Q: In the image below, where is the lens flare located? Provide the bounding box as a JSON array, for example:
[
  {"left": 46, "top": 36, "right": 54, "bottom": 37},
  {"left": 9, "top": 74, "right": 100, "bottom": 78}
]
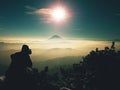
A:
[{"left": 51, "top": 7, "right": 66, "bottom": 22}]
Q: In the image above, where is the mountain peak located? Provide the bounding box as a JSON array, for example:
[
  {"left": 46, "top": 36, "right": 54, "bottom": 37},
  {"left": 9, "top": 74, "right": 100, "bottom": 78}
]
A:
[{"left": 49, "top": 35, "right": 63, "bottom": 40}]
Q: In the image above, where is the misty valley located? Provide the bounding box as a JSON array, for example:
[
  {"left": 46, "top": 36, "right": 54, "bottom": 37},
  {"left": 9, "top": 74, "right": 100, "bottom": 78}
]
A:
[{"left": 0, "top": 40, "right": 120, "bottom": 75}]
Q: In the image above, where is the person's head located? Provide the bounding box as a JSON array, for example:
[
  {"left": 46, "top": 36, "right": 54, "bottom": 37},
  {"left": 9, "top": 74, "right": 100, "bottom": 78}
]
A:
[{"left": 21, "top": 45, "right": 32, "bottom": 54}]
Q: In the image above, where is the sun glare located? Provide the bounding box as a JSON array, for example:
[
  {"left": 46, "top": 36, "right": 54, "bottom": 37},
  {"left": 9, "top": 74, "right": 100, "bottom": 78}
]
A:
[{"left": 51, "top": 7, "right": 66, "bottom": 22}]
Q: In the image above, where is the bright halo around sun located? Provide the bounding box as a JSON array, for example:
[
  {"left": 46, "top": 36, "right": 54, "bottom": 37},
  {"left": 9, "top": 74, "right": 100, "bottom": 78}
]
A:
[{"left": 51, "top": 7, "right": 66, "bottom": 22}]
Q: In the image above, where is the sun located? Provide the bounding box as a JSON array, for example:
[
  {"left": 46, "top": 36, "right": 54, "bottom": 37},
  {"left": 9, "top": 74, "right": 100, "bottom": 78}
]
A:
[{"left": 51, "top": 7, "right": 66, "bottom": 22}]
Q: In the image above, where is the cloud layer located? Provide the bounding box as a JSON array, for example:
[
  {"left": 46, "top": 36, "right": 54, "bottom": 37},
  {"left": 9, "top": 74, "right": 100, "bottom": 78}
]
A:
[{"left": 25, "top": 5, "right": 53, "bottom": 23}]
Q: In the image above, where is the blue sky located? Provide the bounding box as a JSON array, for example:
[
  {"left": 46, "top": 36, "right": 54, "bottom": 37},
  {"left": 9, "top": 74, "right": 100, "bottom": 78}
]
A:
[{"left": 0, "top": 0, "right": 120, "bottom": 41}]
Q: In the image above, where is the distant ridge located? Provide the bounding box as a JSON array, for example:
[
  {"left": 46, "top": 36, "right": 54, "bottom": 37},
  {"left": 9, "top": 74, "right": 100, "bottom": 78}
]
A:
[
  {"left": 48, "top": 35, "right": 63, "bottom": 40},
  {"left": 0, "top": 42, "right": 5, "bottom": 44}
]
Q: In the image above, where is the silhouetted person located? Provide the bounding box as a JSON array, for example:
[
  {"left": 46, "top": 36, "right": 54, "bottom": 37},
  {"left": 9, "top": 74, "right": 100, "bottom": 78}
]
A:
[
  {"left": 6, "top": 45, "right": 32, "bottom": 77},
  {"left": 10, "top": 45, "right": 32, "bottom": 69},
  {"left": 5, "top": 45, "right": 33, "bottom": 90}
]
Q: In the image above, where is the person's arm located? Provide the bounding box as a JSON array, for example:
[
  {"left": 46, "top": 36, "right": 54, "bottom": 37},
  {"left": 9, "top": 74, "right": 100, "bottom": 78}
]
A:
[{"left": 27, "top": 55, "right": 32, "bottom": 68}]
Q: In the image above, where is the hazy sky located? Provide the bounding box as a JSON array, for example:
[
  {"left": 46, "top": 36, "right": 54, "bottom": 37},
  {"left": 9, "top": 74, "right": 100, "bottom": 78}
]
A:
[{"left": 0, "top": 0, "right": 120, "bottom": 40}]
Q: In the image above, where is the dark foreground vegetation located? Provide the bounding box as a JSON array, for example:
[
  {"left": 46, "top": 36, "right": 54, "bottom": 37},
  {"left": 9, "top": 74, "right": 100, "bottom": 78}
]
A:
[{"left": 0, "top": 42, "right": 120, "bottom": 90}]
